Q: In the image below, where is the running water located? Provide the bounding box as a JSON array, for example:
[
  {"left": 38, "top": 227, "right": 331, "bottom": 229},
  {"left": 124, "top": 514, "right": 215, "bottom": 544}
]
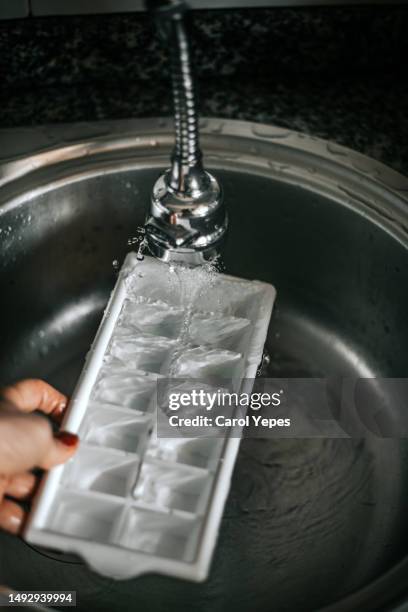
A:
[
  {"left": 166, "top": 259, "right": 221, "bottom": 376},
  {"left": 132, "top": 226, "right": 222, "bottom": 345},
  {"left": 170, "top": 260, "right": 220, "bottom": 338},
  {"left": 135, "top": 227, "right": 147, "bottom": 261},
  {"left": 124, "top": 232, "right": 270, "bottom": 381},
  {"left": 123, "top": 231, "right": 248, "bottom": 381},
  {"left": 123, "top": 233, "right": 266, "bottom": 383}
]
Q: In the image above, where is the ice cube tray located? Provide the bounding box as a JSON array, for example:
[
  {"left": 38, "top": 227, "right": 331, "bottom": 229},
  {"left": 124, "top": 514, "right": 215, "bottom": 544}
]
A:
[{"left": 24, "top": 254, "right": 276, "bottom": 581}]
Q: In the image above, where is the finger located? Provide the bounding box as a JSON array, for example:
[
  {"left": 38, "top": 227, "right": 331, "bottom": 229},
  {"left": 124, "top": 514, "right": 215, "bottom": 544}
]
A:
[
  {"left": 40, "top": 431, "right": 79, "bottom": 470},
  {"left": 4, "top": 473, "right": 37, "bottom": 500},
  {"left": 50, "top": 402, "right": 67, "bottom": 425},
  {"left": 0, "top": 498, "right": 24, "bottom": 534},
  {"left": 0, "top": 475, "right": 7, "bottom": 498},
  {"left": 0, "top": 412, "right": 79, "bottom": 475},
  {"left": 0, "top": 379, "right": 67, "bottom": 417}
]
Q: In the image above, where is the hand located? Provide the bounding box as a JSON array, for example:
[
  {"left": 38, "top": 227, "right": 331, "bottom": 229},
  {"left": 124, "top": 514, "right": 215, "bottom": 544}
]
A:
[{"left": 0, "top": 379, "right": 79, "bottom": 535}]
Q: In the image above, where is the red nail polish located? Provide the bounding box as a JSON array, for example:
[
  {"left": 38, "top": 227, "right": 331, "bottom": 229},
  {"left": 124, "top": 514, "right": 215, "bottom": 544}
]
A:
[{"left": 55, "top": 431, "right": 79, "bottom": 447}]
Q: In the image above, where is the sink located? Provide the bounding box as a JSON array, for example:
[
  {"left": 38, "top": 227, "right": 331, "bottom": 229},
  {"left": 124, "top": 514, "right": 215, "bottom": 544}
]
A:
[{"left": 1, "top": 118, "right": 408, "bottom": 611}]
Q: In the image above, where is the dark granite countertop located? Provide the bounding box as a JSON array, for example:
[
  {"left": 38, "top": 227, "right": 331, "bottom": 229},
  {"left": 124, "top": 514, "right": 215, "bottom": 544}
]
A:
[{"left": 1, "top": 6, "right": 407, "bottom": 174}]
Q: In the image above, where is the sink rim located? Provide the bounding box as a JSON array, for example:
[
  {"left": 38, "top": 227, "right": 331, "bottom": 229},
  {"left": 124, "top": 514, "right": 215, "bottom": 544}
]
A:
[
  {"left": 1, "top": 117, "right": 408, "bottom": 254},
  {"left": 1, "top": 117, "right": 408, "bottom": 611}
]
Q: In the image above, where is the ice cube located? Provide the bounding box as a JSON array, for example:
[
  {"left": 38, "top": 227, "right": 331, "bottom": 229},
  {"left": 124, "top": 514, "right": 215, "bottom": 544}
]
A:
[
  {"left": 93, "top": 369, "right": 157, "bottom": 413},
  {"left": 108, "top": 335, "right": 176, "bottom": 375},
  {"left": 189, "top": 313, "right": 250, "bottom": 351},
  {"left": 120, "top": 298, "right": 183, "bottom": 339},
  {"left": 172, "top": 347, "right": 242, "bottom": 379}
]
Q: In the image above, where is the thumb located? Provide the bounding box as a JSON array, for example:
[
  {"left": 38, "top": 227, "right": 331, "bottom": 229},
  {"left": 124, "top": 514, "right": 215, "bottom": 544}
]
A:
[
  {"left": 0, "top": 409, "right": 79, "bottom": 475},
  {"left": 40, "top": 431, "right": 79, "bottom": 470}
]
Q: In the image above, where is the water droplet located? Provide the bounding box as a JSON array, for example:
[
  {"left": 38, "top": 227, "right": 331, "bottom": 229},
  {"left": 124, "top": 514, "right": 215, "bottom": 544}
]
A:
[
  {"left": 209, "top": 121, "right": 224, "bottom": 134},
  {"left": 267, "top": 160, "right": 291, "bottom": 173},
  {"left": 127, "top": 236, "right": 139, "bottom": 246},
  {"left": 251, "top": 125, "right": 291, "bottom": 140},
  {"left": 218, "top": 152, "right": 241, "bottom": 161},
  {"left": 351, "top": 159, "right": 381, "bottom": 177},
  {"left": 327, "top": 142, "right": 348, "bottom": 157}
]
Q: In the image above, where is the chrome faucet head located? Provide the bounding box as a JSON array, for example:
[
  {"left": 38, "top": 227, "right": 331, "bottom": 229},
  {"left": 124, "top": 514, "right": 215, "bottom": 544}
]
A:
[{"left": 145, "top": 164, "right": 228, "bottom": 266}]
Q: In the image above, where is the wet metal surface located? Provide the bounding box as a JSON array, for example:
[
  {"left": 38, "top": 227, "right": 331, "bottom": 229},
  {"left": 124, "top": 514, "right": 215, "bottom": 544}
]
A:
[{"left": 0, "top": 119, "right": 408, "bottom": 611}]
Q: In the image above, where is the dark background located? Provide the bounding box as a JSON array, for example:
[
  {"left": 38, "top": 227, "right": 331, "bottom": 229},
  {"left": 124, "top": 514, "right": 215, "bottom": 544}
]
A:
[{"left": 1, "top": 5, "right": 408, "bottom": 173}]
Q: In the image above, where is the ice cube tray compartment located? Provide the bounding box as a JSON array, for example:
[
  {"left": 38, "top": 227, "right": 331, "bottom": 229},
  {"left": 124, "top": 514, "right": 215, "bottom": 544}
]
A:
[
  {"left": 48, "top": 492, "right": 123, "bottom": 544},
  {"left": 188, "top": 312, "right": 251, "bottom": 352},
  {"left": 133, "top": 459, "right": 213, "bottom": 515},
  {"left": 80, "top": 405, "right": 152, "bottom": 454},
  {"left": 146, "top": 437, "right": 224, "bottom": 471},
  {"left": 116, "top": 507, "right": 201, "bottom": 563},
  {"left": 92, "top": 368, "right": 157, "bottom": 413},
  {"left": 108, "top": 335, "right": 176, "bottom": 375},
  {"left": 188, "top": 278, "right": 266, "bottom": 320},
  {"left": 120, "top": 297, "right": 184, "bottom": 339},
  {"left": 62, "top": 446, "right": 140, "bottom": 498},
  {"left": 124, "top": 257, "right": 183, "bottom": 306},
  {"left": 25, "top": 254, "right": 276, "bottom": 582},
  {"left": 172, "top": 347, "right": 243, "bottom": 379}
]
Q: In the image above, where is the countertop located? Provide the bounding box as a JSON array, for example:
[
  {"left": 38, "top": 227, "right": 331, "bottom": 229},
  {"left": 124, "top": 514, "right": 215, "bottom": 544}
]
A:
[{"left": 1, "top": 5, "right": 407, "bottom": 174}]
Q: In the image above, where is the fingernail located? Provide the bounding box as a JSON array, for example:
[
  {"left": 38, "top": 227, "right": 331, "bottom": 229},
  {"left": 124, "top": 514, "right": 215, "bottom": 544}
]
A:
[
  {"left": 6, "top": 513, "right": 23, "bottom": 534},
  {"left": 55, "top": 401, "right": 67, "bottom": 414},
  {"left": 54, "top": 431, "right": 79, "bottom": 447}
]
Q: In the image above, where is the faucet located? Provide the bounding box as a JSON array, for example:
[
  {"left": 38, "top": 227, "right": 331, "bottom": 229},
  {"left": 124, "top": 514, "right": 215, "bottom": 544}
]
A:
[{"left": 144, "top": 0, "right": 228, "bottom": 266}]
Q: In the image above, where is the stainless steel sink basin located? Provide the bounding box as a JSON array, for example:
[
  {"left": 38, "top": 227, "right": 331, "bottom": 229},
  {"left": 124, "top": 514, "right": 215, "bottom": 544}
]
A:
[{"left": 1, "top": 118, "right": 408, "bottom": 611}]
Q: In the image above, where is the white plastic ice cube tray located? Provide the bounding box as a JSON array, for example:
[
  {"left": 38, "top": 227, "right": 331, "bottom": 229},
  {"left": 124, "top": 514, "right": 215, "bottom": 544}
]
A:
[{"left": 25, "top": 254, "right": 276, "bottom": 581}]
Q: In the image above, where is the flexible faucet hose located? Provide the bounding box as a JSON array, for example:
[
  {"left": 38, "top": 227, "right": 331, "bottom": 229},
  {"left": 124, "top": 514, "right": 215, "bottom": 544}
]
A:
[
  {"left": 147, "top": 1, "right": 203, "bottom": 192},
  {"left": 169, "top": 12, "right": 201, "bottom": 169}
]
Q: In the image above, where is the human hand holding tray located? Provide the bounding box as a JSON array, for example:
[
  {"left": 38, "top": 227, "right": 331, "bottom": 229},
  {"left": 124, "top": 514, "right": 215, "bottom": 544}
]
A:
[{"left": 24, "top": 254, "right": 276, "bottom": 581}]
